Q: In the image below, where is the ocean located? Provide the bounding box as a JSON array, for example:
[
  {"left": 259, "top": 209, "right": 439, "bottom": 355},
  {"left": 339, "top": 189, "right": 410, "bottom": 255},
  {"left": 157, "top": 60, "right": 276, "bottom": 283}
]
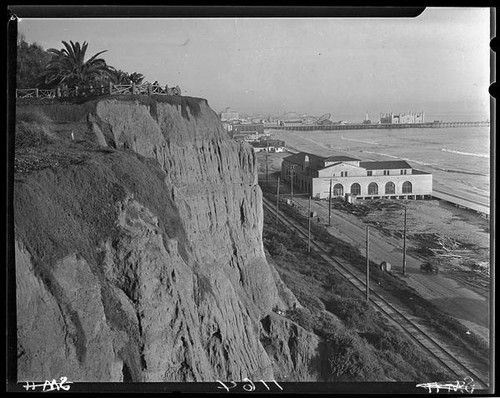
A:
[{"left": 270, "top": 126, "right": 491, "bottom": 206}]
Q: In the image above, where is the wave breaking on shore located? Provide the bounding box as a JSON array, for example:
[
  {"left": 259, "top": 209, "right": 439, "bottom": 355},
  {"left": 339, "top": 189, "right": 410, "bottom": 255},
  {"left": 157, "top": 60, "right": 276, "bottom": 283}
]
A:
[{"left": 441, "top": 148, "right": 489, "bottom": 158}]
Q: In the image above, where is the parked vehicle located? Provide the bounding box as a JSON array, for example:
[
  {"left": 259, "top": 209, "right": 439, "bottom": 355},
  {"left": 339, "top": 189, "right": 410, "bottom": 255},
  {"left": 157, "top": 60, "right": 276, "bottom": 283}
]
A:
[
  {"left": 380, "top": 261, "right": 392, "bottom": 272},
  {"left": 420, "top": 262, "right": 439, "bottom": 274}
]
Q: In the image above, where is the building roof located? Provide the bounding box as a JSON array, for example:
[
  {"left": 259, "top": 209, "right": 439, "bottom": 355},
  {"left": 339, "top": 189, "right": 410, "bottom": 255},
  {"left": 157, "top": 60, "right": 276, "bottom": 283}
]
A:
[
  {"left": 283, "top": 151, "right": 316, "bottom": 162},
  {"left": 284, "top": 152, "right": 359, "bottom": 164},
  {"left": 359, "top": 160, "right": 412, "bottom": 170},
  {"left": 324, "top": 155, "right": 360, "bottom": 162},
  {"left": 284, "top": 152, "right": 414, "bottom": 171}
]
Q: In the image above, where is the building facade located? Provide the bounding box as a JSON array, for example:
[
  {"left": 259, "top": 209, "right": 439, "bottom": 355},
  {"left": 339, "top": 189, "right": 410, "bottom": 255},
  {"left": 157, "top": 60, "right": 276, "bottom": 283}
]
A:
[
  {"left": 220, "top": 107, "right": 240, "bottom": 122},
  {"left": 380, "top": 111, "right": 425, "bottom": 124},
  {"left": 281, "top": 152, "right": 432, "bottom": 200},
  {"left": 232, "top": 123, "right": 264, "bottom": 135}
]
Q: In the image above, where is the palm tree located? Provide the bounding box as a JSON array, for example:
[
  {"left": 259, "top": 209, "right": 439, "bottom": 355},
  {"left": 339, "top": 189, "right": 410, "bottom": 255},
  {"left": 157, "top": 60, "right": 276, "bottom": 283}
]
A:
[
  {"left": 109, "top": 68, "right": 131, "bottom": 85},
  {"left": 40, "top": 40, "right": 113, "bottom": 88},
  {"left": 128, "top": 72, "right": 144, "bottom": 85}
]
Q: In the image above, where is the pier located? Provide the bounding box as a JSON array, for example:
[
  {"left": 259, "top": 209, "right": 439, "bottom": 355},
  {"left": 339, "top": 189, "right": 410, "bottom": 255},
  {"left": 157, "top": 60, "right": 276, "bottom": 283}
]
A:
[{"left": 265, "top": 121, "right": 490, "bottom": 131}]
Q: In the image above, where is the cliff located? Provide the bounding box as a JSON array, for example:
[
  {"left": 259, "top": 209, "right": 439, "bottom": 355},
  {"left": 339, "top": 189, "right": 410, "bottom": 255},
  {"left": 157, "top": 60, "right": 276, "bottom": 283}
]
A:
[{"left": 14, "top": 95, "right": 320, "bottom": 382}]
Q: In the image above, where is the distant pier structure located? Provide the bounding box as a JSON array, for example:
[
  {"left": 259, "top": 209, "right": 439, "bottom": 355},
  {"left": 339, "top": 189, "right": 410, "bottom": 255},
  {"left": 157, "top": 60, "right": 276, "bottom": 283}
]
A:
[
  {"left": 266, "top": 120, "right": 489, "bottom": 131},
  {"left": 380, "top": 111, "right": 425, "bottom": 124}
]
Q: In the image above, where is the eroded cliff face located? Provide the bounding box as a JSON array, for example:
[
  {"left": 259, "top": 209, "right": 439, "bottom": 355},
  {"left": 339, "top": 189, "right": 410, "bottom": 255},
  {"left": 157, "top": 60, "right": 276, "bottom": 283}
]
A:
[{"left": 15, "top": 96, "right": 319, "bottom": 382}]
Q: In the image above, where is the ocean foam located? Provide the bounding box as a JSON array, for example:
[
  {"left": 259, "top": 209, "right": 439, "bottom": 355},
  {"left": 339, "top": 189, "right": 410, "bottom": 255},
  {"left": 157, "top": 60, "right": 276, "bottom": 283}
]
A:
[{"left": 441, "top": 148, "right": 489, "bottom": 159}]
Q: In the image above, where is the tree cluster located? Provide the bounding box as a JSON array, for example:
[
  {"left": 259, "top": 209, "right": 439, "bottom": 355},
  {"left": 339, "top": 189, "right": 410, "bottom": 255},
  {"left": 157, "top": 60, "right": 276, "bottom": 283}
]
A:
[{"left": 16, "top": 38, "right": 146, "bottom": 89}]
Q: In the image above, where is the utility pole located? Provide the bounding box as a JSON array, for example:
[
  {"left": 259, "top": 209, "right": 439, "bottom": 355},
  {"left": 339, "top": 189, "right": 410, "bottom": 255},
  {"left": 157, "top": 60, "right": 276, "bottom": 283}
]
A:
[
  {"left": 275, "top": 177, "right": 280, "bottom": 226},
  {"left": 328, "top": 179, "right": 332, "bottom": 226},
  {"left": 290, "top": 165, "right": 295, "bottom": 202},
  {"left": 366, "top": 225, "right": 370, "bottom": 302},
  {"left": 402, "top": 206, "right": 407, "bottom": 276},
  {"left": 308, "top": 196, "right": 312, "bottom": 254},
  {"left": 265, "top": 135, "right": 269, "bottom": 186}
]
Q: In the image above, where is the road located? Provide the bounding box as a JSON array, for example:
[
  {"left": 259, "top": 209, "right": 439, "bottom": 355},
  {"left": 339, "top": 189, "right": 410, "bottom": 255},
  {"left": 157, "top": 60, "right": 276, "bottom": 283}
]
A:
[{"left": 287, "top": 194, "right": 490, "bottom": 339}]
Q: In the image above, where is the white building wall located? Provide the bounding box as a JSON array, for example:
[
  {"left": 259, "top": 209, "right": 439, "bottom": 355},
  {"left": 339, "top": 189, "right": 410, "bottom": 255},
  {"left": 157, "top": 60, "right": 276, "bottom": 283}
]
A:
[
  {"left": 367, "top": 168, "right": 412, "bottom": 176},
  {"left": 317, "top": 163, "right": 366, "bottom": 178},
  {"left": 311, "top": 174, "right": 432, "bottom": 199}
]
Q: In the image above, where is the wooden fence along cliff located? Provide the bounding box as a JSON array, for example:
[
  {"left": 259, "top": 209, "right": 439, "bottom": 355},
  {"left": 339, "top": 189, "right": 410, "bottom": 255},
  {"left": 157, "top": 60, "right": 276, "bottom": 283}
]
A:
[{"left": 15, "top": 82, "right": 182, "bottom": 99}]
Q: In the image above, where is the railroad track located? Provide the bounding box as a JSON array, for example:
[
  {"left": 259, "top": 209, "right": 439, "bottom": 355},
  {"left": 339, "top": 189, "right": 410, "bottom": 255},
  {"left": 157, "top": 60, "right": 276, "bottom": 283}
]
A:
[{"left": 262, "top": 196, "right": 490, "bottom": 390}]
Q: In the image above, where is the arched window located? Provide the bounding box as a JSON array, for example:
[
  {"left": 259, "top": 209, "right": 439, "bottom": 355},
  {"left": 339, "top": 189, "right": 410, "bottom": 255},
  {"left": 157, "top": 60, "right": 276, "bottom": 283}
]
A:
[
  {"left": 333, "top": 183, "right": 344, "bottom": 196},
  {"left": 368, "top": 182, "right": 378, "bottom": 195},
  {"left": 350, "top": 183, "right": 361, "bottom": 195},
  {"left": 402, "top": 181, "right": 412, "bottom": 194},
  {"left": 385, "top": 181, "right": 395, "bottom": 195}
]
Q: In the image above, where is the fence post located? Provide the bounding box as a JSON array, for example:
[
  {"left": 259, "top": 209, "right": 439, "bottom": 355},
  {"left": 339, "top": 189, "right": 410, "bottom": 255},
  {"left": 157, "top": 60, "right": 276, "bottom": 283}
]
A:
[
  {"left": 147, "top": 83, "right": 152, "bottom": 95},
  {"left": 109, "top": 82, "right": 113, "bottom": 95},
  {"left": 56, "top": 87, "right": 61, "bottom": 98},
  {"left": 75, "top": 86, "right": 79, "bottom": 96},
  {"left": 132, "top": 82, "right": 136, "bottom": 95},
  {"left": 35, "top": 88, "right": 39, "bottom": 98}
]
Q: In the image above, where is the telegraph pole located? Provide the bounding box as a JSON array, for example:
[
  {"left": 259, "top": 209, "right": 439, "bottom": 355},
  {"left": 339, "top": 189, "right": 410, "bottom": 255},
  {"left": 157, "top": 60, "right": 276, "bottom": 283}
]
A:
[
  {"left": 328, "top": 179, "right": 332, "bottom": 226},
  {"left": 265, "top": 135, "right": 269, "bottom": 186},
  {"left": 366, "top": 225, "right": 370, "bottom": 302},
  {"left": 308, "top": 196, "right": 312, "bottom": 254},
  {"left": 290, "top": 165, "right": 295, "bottom": 201},
  {"left": 276, "top": 177, "right": 280, "bottom": 227},
  {"left": 402, "top": 206, "right": 407, "bottom": 276}
]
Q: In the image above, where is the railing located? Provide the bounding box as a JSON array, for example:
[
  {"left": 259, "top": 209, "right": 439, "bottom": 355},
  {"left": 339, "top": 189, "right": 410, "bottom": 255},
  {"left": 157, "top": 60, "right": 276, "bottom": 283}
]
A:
[{"left": 16, "top": 82, "right": 182, "bottom": 99}]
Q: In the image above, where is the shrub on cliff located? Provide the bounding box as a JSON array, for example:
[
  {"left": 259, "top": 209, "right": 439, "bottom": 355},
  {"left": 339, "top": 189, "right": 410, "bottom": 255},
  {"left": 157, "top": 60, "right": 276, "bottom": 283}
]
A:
[
  {"left": 323, "top": 326, "right": 383, "bottom": 381},
  {"left": 15, "top": 109, "right": 57, "bottom": 149},
  {"left": 16, "top": 108, "right": 53, "bottom": 125},
  {"left": 324, "top": 293, "right": 379, "bottom": 331},
  {"left": 286, "top": 307, "right": 314, "bottom": 332}
]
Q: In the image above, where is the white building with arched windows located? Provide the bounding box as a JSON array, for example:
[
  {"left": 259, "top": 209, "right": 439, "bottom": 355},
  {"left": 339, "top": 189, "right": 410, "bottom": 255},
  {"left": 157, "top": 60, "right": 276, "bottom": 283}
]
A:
[{"left": 281, "top": 152, "right": 432, "bottom": 200}]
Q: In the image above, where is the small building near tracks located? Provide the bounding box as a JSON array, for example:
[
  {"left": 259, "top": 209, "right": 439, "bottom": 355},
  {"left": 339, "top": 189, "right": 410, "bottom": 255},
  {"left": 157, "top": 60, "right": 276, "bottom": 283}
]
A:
[{"left": 280, "top": 151, "right": 432, "bottom": 200}]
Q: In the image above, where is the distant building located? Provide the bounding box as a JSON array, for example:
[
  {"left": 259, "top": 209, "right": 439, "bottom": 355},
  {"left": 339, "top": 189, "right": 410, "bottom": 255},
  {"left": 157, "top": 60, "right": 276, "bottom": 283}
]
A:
[
  {"left": 220, "top": 107, "right": 240, "bottom": 121},
  {"left": 232, "top": 123, "right": 264, "bottom": 135},
  {"left": 362, "top": 111, "right": 372, "bottom": 124},
  {"left": 380, "top": 111, "right": 425, "bottom": 124},
  {"left": 277, "top": 111, "right": 304, "bottom": 127},
  {"left": 221, "top": 122, "right": 233, "bottom": 132},
  {"left": 281, "top": 152, "right": 432, "bottom": 200},
  {"left": 251, "top": 139, "right": 286, "bottom": 152},
  {"left": 279, "top": 120, "right": 303, "bottom": 127}
]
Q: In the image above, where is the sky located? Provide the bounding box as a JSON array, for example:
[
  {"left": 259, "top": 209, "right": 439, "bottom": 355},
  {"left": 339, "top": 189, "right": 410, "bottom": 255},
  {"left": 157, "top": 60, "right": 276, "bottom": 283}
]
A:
[{"left": 17, "top": 7, "right": 492, "bottom": 122}]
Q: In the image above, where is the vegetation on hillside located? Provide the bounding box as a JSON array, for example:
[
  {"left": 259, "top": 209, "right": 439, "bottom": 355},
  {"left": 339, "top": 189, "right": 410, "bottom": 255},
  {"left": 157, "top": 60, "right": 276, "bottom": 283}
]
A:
[
  {"left": 16, "top": 37, "right": 146, "bottom": 89},
  {"left": 262, "top": 208, "right": 451, "bottom": 381},
  {"left": 40, "top": 40, "right": 114, "bottom": 88},
  {"left": 16, "top": 36, "right": 54, "bottom": 89}
]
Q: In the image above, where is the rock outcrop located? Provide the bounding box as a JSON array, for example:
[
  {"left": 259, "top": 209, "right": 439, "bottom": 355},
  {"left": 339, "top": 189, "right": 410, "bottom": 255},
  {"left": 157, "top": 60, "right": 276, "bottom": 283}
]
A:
[{"left": 14, "top": 96, "right": 319, "bottom": 382}]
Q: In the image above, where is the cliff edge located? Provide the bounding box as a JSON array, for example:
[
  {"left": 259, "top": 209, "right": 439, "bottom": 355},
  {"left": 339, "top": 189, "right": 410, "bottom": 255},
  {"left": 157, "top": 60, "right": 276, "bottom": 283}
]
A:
[{"left": 14, "top": 95, "right": 319, "bottom": 382}]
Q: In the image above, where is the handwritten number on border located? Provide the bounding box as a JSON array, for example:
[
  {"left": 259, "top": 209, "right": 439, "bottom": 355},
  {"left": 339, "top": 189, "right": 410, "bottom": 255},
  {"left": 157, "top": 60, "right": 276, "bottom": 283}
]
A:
[
  {"left": 216, "top": 380, "right": 237, "bottom": 392},
  {"left": 242, "top": 378, "right": 255, "bottom": 392}
]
